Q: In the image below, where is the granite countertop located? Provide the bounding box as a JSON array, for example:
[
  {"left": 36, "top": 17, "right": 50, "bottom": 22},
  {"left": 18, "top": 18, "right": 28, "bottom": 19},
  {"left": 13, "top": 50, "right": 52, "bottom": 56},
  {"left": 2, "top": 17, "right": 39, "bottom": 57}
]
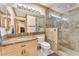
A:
[{"left": 2, "top": 36, "right": 36, "bottom": 46}]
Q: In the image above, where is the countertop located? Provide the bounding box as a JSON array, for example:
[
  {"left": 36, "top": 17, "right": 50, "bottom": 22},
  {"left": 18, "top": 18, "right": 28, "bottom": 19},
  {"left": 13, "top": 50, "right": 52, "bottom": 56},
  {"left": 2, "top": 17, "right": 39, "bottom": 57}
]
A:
[{"left": 2, "top": 36, "right": 36, "bottom": 46}]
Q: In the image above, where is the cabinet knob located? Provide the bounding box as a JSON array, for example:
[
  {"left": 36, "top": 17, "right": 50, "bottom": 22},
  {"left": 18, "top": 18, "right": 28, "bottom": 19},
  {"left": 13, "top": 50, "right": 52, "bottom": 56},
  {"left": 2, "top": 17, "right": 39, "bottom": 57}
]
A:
[
  {"left": 21, "top": 49, "right": 26, "bottom": 55},
  {"left": 21, "top": 45, "right": 26, "bottom": 47},
  {"left": 21, "top": 49, "right": 28, "bottom": 56}
]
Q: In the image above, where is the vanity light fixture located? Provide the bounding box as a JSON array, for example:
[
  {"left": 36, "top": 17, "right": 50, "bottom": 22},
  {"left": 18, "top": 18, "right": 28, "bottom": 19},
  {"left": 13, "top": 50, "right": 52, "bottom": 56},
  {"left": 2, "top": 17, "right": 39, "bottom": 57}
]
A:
[
  {"left": 51, "top": 14, "right": 68, "bottom": 21},
  {"left": 18, "top": 4, "right": 23, "bottom": 7},
  {"left": 16, "top": 4, "right": 41, "bottom": 15}
]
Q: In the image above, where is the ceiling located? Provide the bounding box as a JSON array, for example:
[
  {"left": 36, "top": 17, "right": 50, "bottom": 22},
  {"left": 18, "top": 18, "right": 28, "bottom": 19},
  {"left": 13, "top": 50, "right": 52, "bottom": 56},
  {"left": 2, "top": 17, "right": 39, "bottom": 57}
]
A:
[
  {"left": 1, "top": 3, "right": 79, "bottom": 17},
  {"left": 0, "top": 4, "right": 26, "bottom": 17},
  {"left": 0, "top": 4, "right": 10, "bottom": 15},
  {"left": 40, "top": 3, "right": 79, "bottom": 13}
]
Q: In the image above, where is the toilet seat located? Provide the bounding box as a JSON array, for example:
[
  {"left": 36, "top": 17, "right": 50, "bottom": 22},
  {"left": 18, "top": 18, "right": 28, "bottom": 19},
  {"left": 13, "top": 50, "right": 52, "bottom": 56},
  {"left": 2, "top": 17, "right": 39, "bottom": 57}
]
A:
[
  {"left": 41, "top": 42, "right": 50, "bottom": 46},
  {"left": 40, "top": 42, "right": 50, "bottom": 49}
]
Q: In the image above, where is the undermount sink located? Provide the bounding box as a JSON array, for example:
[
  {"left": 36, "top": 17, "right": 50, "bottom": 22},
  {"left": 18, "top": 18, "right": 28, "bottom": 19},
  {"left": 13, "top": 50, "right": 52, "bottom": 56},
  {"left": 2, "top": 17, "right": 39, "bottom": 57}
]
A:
[{"left": 16, "top": 36, "right": 34, "bottom": 40}]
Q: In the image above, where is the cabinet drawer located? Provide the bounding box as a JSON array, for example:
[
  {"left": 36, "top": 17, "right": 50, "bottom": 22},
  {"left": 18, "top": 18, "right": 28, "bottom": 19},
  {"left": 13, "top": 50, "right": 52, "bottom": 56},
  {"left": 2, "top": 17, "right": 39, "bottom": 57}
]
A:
[
  {"left": 22, "top": 40, "right": 37, "bottom": 46},
  {"left": 16, "top": 40, "right": 37, "bottom": 48}
]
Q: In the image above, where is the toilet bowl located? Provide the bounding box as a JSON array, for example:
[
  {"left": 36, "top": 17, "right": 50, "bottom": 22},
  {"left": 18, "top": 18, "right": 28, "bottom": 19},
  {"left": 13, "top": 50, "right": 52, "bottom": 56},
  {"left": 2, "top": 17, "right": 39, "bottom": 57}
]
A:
[
  {"left": 41, "top": 42, "right": 50, "bottom": 49},
  {"left": 36, "top": 35, "right": 52, "bottom": 55},
  {"left": 40, "top": 42, "right": 51, "bottom": 55}
]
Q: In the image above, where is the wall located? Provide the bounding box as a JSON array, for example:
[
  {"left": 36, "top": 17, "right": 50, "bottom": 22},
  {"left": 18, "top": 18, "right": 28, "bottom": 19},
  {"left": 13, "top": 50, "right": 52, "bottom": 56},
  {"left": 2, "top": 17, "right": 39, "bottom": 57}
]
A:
[{"left": 61, "top": 9, "right": 79, "bottom": 51}]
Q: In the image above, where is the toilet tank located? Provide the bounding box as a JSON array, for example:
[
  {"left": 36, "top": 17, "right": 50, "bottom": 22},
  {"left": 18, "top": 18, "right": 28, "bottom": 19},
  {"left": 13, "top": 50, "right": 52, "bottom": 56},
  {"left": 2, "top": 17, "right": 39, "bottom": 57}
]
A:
[{"left": 36, "top": 34, "right": 45, "bottom": 43}]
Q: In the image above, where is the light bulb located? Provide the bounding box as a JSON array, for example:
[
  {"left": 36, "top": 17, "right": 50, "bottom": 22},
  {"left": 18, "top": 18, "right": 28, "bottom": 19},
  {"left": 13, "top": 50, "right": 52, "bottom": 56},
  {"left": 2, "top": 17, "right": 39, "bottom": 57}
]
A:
[
  {"left": 62, "top": 18, "right": 68, "bottom": 21},
  {"left": 51, "top": 14, "right": 61, "bottom": 18},
  {"left": 18, "top": 4, "right": 22, "bottom": 6}
]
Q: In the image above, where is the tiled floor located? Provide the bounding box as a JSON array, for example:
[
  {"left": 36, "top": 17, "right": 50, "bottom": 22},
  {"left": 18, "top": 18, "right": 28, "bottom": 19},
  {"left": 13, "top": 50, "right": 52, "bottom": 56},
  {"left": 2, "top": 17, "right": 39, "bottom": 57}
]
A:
[
  {"left": 48, "top": 53, "right": 58, "bottom": 56},
  {"left": 37, "top": 49, "right": 54, "bottom": 56}
]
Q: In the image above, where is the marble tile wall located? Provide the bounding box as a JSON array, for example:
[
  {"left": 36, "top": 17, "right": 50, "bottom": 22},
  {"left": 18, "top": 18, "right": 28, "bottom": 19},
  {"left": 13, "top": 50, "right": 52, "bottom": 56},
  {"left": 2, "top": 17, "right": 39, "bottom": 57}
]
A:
[
  {"left": 59, "top": 9, "right": 79, "bottom": 51},
  {"left": 47, "top": 9, "right": 79, "bottom": 52}
]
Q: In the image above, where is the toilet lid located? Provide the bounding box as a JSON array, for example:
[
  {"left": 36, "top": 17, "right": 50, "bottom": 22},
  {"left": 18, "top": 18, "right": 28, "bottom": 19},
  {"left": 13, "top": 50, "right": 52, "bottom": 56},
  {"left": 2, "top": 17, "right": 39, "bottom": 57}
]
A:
[{"left": 41, "top": 42, "right": 50, "bottom": 47}]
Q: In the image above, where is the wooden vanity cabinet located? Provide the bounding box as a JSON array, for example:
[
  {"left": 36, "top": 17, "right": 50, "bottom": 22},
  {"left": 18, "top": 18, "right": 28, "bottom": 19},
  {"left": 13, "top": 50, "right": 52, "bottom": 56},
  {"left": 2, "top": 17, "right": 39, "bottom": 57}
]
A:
[{"left": 1, "top": 40, "right": 37, "bottom": 56}]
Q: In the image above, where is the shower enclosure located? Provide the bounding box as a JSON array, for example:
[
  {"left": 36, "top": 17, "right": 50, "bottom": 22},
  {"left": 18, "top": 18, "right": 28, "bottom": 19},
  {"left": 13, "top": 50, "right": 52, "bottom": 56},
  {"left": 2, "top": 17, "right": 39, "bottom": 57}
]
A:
[{"left": 46, "top": 9, "right": 79, "bottom": 55}]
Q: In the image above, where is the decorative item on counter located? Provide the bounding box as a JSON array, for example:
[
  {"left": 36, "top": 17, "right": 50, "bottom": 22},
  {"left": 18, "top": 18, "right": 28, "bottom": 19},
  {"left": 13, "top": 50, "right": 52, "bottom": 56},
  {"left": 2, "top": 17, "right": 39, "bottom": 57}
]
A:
[
  {"left": 12, "top": 27, "right": 14, "bottom": 34},
  {"left": 11, "top": 25, "right": 15, "bottom": 34},
  {"left": 20, "top": 27, "right": 25, "bottom": 33},
  {"left": 5, "top": 27, "right": 8, "bottom": 32}
]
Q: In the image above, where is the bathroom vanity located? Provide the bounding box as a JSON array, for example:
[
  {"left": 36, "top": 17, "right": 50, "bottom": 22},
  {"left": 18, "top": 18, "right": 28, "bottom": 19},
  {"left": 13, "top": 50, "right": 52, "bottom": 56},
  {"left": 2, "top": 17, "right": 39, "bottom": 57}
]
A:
[{"left": 0, "top": 36, "right": 37, "bottom": 56}]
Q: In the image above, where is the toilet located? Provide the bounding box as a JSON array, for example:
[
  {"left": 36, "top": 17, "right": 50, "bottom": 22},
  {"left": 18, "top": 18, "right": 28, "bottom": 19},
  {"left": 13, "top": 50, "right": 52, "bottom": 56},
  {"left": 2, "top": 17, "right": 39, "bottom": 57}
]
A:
[{"left": 36, "top": 35, "right": 52, "bottom": 56}]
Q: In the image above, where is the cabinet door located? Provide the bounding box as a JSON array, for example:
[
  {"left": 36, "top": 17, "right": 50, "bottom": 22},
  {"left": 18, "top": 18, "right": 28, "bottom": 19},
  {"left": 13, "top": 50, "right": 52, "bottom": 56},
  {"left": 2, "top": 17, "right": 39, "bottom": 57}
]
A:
[
  {"left": 19, "top": 45, "right": 37, "bottom": 56},
  {"left": 18, "top": 40, "right": 37, "bottom": 56},
  {"left": 24, "top": 40, "right": 37, "bottom": 56},
  {"left": 26, "top": 45, "right": 37, "bottom": 56},
  {"left": 17, "top": 44, "right": 29, "bottom": 56},
  {"left": 2, "top": 44, "right": 20, "bottom": 56}
]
